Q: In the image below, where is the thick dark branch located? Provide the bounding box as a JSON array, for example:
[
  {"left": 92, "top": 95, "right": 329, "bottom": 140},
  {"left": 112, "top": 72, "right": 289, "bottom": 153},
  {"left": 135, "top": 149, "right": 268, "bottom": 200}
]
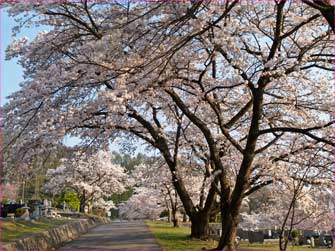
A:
[
  {"left": 259, "top": 122, "right": 334, "bottom": 146},
  {"left": 203, "top": 176, "right": 219, "bottom": 213},
  {"left": 127, "top": 108, "right": 197, "bottom": 217},
  {"left": 82, "top": 0, "right": 100, "bottom": 33},
  {"left": 165, "top": 89, "right": 230, "bottom": 189},
  {"left": 280, "top": 14, "right": 321, "bottom": 40},
  {"left": 243, "top": 180, "right": 273, "bottom": 197},
  {"left": 302, "top": 0, "right": 334, "bottom": 32},
  {"left": 271, "top": 144, "right": 314, "bottom": 162},
  {"left": 255, "top": 132, "right": 284, "bottom": 154},
  {"left": 44, "top": 10, "right": 102, "bottom": 39},
  {"left": 224, "top": 99, "right": 253, "bottom": 129},
  {"left": 4, "top": 101, "right": 44, "bottom": 151},
  {"left": 242, "top": 40, "right": 262, "bottom": 56},
  {"left": 205, "top": 96, "right": 244, "bottom": 153},
  {"left": 127, "top": 108, "right": 160, "bottom": 142},
  {"left": 173, "top": 122, "right": 182, "bottom": 166},
  {"left": 152, "top": 106, "right": 162, "bottom": 129},
  {"left": 267, "top": 0, "right": 286, "bottom": 60}
]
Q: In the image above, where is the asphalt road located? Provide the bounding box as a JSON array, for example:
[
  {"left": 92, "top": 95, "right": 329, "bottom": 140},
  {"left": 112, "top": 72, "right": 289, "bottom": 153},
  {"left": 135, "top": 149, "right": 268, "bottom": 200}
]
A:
[{"left": 58, "top": 220, "right": 162, "bottom": 250}]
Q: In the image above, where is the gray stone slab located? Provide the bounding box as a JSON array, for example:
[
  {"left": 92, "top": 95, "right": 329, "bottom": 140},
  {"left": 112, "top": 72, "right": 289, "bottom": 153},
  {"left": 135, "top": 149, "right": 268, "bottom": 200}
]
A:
[{"left": 58, "top": 220, "right": 162, "bottom": 250}]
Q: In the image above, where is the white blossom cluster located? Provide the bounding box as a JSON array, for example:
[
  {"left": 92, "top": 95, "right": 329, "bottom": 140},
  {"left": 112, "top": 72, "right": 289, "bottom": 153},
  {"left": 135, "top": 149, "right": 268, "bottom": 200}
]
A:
[{"left": 44, "top": 150, "right": 129, "bottom": 211}]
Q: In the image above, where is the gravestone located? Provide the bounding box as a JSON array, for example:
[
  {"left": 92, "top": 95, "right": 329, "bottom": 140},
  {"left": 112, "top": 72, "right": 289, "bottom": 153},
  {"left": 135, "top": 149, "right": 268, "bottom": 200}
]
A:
[
  {"left": 20, "top": 205, "right": 30, "bottom": 220},
  {"left": 237, "top": 229, "right": 249, "bottom": 240},
  {"left": 209, "top": 224, "right": 221, "bottom": 240},
  {"left": 310, "top": 236, "right": 315, "bottom": 248},
  {"left": 322, "top": 235, "right": 333, "bottom": 248},
  {"left": 43, "top": 199, "right": 50, "bottom": 207},
  {"left": 248, "top": 231, "right": 264, "bottom": 244},
  {"left": 32, "top": 202, "right": 42, "bottom": 220},
  {"left": 271, "top": 229, "right": 280, "bottom": 239},
  {"left": 303, "top": 230, "right": 314, "bottom": 244},
  {"left": 43, "top": 199, "right": 52, "bottom": 216}
]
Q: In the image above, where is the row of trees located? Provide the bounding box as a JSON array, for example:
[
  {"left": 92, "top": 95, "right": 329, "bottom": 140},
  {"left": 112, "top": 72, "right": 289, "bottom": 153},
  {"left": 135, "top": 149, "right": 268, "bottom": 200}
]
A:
[
  {"left": 2, "top": 144, "right": 70, "bottom": 204},
  {"left": 3, "top": 1, "right": 333, "bottom": 250},
  {"left": 1, "top": 147, "right": 139, "bottom": 213},
  {"left": 44, "top": 150, "right": 129, "bottom": 212}
]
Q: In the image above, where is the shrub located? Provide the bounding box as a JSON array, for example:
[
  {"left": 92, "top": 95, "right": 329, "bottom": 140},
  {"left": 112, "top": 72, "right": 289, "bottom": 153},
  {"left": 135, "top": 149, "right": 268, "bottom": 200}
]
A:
[
  {"left": 291, "top": 229, "right": 300, "bottom": 238},
  {"left": 160, "top": 210, "right": 169, "bottom": 218},
  {"left": 15, "top": 207, "right": 25, "bottom": 217},
  {"left": 291, "top": 229, "right": 301, "bottom": 246}
]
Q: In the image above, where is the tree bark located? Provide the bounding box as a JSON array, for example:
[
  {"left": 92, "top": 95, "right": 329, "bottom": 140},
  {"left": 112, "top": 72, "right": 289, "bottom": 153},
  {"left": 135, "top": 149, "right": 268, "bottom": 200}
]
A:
[
  {"left": 216, "top": 204, "right": 239, "bottom": 250},
  {"left": 318, "top": 6, "right": 334, "bottom": 32},
  {"left": 79, "top": 202, "right": 85, "bottom": 213},
  {"left": 302, "top": 0, "right": 334, "bottom": 32},
  {"left": 190, "top": 211, "right": 210, "bottom": 240},
  {"left": 172, "top": 208, "right": 179, "bottom": 227},
  {"left": 216, "top": 85, "right": 265, "bottom": 250},
  {"left": 168, "top": 208, "right": 172, "bottom": 223},
  {"left": 79, "top": 195, "right": 86, "bottom": 213},
  {"left": 172, "top": 218, "right": 179, "bottom": 227}
]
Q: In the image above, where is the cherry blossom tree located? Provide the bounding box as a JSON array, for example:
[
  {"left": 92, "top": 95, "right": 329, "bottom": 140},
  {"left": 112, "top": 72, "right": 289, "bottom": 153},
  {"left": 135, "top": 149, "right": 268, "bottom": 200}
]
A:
[
  {"left": 1, "top": 183, "right": 19, "bottom": 203},
  {"left": 270, "top": 150, "right": 333, "bottom": 251},
  {"left": 240, "top": 147, "right": 333, "bottom": 250},
  {"left": 3, "top": 1, "right": 333, "bottom": 249},
  {"left": 131, "top": 156, "right": 211, "bottom": 227},
  {"left": 240, "top": 183, "right": 333, "bottom": 250},
  {"left": 132, "top": 160, "right": 181, "bottom": 226},
  {"left": 2, "top": 139, "right": 69, "bottom": 203},
  {"left": 118, "top": 186, "right": 165, "bottom": 220},
  {"left": 44, "top": 150, "right": 129, "bottom": 212}
]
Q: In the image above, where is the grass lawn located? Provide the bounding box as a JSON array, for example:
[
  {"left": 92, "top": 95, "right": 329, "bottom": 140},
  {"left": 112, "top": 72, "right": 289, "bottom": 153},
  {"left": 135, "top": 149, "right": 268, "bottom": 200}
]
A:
[
  {"left": 1, "top": 218, "right": 72, "bottom": 242},
  {"left": 146, "top": 221, "right": 326, "bottom": 251},
  {"left": 146, "top": 221, "right": 217, "bottom": 250}
]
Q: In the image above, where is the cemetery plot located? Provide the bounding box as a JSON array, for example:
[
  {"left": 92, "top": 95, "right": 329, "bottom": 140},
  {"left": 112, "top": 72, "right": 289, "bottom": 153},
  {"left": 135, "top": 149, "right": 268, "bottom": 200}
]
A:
[{"left": 147, "top": 221, "right": 331, "bottom": 251}]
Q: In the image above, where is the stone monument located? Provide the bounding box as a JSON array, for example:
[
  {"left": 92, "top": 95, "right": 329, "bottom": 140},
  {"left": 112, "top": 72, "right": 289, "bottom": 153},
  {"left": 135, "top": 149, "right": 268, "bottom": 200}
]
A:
[{"left": 20, "top": 205, "right": 30, "bottom": 220}]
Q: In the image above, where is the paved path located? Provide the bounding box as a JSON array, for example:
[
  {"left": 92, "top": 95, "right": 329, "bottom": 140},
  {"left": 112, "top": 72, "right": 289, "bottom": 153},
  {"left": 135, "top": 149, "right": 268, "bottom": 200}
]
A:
[{"left": 58, "top": 220, "right": 161, "bottom": 250}]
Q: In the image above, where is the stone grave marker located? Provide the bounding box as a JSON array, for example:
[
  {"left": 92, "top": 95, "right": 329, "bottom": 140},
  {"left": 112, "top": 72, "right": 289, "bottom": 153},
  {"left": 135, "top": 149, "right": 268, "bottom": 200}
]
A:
[{"left": 20, "top": 205, "right": 30, "bottom": 220}]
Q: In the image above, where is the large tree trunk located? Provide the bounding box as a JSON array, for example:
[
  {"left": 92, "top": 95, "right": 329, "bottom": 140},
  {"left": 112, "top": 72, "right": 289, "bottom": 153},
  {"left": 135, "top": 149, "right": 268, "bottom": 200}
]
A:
[
  {"left": 172, "top": 218, "right": 179, "bottom": 227},
  {"left": 79, "top": 195, "right": 86, "bottom": 213},
  {"left": 190, "top": 212, "right": 210, "bottom": 240},
  {"left": 217, "top": 206, "right": 239, "bottom": 250},
  {"left": 79, "top": 202, "right": 85, "bottom": 213},
  {"left": 168, "top": 208, "right": 172, "bottom": 223},
  {"left": 172, "top": 209, "right": 179, "bottom": 227},
  {"left": 216, "top": 88, "right": 264, "bottom": 250},
  {"left": 279, "top": 232, "right": 288, "bottom": 251}
]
